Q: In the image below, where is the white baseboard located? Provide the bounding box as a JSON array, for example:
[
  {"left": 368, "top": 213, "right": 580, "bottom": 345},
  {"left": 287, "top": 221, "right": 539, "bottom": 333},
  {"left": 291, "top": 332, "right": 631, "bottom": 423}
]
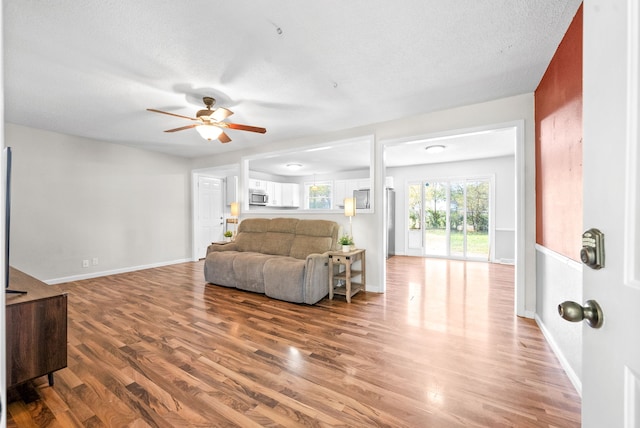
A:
[
  {"left": 45, "top": 258, "right": 193, "bottom": 285},
  {"left": 534, "top": 313, "right": 582, "bottom": 396},
  {"left": 520, "top": 309, "right": 535, "bottom": 319}
]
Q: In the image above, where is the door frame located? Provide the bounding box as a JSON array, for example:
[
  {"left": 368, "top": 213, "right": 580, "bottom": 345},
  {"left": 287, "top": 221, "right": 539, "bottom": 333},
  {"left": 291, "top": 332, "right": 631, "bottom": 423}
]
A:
[
  {"left": 381, "top": 120, "right": 527, "bottom": 316},
  {"left": 191, "top": 164, "right": 239, "bottom": 261}
]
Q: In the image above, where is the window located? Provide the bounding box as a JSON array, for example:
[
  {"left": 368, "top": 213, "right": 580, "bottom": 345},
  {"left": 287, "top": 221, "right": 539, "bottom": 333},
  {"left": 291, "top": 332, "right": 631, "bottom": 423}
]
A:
[{"left": 305, "top": 181, "right": 332, "bottom": 209}]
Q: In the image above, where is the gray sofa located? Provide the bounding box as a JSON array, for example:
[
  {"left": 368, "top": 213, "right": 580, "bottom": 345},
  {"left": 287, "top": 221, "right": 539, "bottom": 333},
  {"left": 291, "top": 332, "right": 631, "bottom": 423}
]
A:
[{"left": 204, "top": 217, "right": 340, "bottom": 304}]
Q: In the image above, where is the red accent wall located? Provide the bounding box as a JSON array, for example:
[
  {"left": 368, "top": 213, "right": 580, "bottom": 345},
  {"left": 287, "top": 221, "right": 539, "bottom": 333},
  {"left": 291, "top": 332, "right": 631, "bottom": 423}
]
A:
[{"left": 535, "top": 4, "right": 583, "bottom": 261}]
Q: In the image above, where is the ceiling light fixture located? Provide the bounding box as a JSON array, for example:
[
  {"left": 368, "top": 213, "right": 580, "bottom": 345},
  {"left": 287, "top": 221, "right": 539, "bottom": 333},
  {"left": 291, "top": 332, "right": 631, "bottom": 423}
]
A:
[
  {"left": 425, "top": 145, "right": 446, "bottom": 154},
  {"left": 196, "top": 124, "right": 223, "bottom": 141},
  {"left": 286, "top": 163, "right": 303, "bottom": 170}
]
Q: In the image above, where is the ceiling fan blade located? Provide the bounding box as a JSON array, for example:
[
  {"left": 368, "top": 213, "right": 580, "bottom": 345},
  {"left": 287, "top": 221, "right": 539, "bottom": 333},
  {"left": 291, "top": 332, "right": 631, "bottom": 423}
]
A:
[
  {"left": 225, "top": 123, "right": 267, "bottom": 134},
  {"left": 147, "top": 108, "right": 196, "bottom": 121},
  {"left": 211, "top": 107, "right": 233, "bottom": 122},
  {"left": 164, "top": 124, "right": 198, "bottom": 133},
  {"left": 218, "top": 132, "right": 232, "bottom": 143}
]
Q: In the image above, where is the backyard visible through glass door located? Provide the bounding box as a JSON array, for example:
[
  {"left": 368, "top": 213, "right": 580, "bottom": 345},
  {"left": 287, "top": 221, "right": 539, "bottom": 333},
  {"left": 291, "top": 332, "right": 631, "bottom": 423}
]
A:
[
  {"left": 424, "top": 181, "right": 448, "bottom": 256},
  {"left": 407, "top": 178, "right": 491, "bottom": 260}
]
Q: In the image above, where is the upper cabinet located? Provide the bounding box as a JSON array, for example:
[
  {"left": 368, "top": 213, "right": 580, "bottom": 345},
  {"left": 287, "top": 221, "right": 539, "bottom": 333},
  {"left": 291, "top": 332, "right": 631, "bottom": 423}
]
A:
[
  {"left": 248, "top": 179, "right": 266, "bottom": 190},
  {"left": 281, "top": 183, "right": 300, "bottom": 207},
  {"left": 263, "top": 181, "right": 299, "bottom": 208}
]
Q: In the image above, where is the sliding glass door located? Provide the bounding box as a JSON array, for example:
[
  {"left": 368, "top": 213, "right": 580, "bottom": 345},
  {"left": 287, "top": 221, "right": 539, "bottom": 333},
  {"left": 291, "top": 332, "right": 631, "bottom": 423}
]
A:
[
  {"left": 424, "top": 181, "right": 448, "bottom": 256},
  {"left": 407, "top": 177, "right": 492, "bottom": 260}
]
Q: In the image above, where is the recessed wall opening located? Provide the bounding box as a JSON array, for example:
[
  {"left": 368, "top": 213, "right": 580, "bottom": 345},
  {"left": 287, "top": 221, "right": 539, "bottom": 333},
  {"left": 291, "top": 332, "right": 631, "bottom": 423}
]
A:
[{"left": 382, "top": 123, "right": 524, "bottom": 315}]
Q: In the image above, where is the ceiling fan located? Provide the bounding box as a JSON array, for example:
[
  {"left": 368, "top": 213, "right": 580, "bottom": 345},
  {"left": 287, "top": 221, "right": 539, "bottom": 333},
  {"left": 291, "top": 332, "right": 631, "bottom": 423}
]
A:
[{"left": 147, "top": 96, "right": 266, "bottom": 143}]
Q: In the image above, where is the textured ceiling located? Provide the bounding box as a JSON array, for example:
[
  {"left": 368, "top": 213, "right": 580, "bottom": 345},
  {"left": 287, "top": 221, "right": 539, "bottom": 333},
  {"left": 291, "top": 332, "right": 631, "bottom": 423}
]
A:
[{"left": 4, "top": 0, "right": 581, "bottom": 159}]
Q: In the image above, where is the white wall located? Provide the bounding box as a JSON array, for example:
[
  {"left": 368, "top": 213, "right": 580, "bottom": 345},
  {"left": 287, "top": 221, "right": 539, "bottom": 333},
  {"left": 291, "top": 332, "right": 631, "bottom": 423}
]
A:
[
  {"left": 192, "top": 92, "right": 536, "bottom": 313},
  {"left": 535, "top": 245, "right": 582, "bottom": 394},
  {"left": 5, "top": 123, "right": 192, "bottom": 283},
  {"left": 387, "top": 155, "right": 515, "bottom": 261}
]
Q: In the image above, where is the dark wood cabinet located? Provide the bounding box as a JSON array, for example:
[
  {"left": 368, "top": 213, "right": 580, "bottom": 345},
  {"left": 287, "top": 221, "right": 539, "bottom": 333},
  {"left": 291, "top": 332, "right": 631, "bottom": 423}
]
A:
[{"left": 6, "top": 268, "right": 67, "bottom": 387}]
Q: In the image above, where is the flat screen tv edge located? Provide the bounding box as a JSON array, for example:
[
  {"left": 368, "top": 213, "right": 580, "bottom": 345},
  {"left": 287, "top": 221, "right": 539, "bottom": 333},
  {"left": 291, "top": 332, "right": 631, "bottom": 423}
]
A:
[{"left": 4, "top": 147, "right": 26, "bottom": 294}]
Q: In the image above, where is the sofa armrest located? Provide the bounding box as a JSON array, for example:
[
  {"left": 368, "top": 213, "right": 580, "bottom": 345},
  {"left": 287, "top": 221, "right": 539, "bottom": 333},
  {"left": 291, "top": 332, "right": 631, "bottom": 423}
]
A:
[
  {"left": 206, "top": 242, "right": 239, "bottom": 255},
  {"left": 303, "top": 252, "right": 331, "bottom": 304}
]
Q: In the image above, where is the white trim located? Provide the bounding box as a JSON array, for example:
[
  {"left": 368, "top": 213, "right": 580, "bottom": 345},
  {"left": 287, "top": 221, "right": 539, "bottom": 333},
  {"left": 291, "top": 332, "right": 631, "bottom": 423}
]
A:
[
  {"left": 190, "top": 163, "right": 240, "bottom": 262},
  {"left": 44, "top": 258, "right": 192, "bottom": 285},
  {"left": 514, "top": 119, "right": 527, "bottom": 317},
  {"left": 535, "top": 313, "right": 582, "bottom": 396},
  {"left": 521, "top": 309, "right": 535, "bottom": 319},
  {"left": 624, "top": 366, "right": 639, "bottom": 428},
  {"left": 535, "top": 244, "right": 583, "bottom": 272},
  {"left": 625, "top": 0, "right": 640, "bottom": 290},
  {"left": 192, "top": 171, "right": 199, "bottom": 261}
]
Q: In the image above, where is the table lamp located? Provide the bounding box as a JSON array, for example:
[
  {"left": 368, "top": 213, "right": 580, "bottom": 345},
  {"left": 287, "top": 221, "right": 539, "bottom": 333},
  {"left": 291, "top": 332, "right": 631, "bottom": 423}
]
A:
[
  {"left": 230, "top": 202, "right": 239, "bottom": 238},
  {"left": 344, "top": 197, "right": 356, "bottom": 241}
]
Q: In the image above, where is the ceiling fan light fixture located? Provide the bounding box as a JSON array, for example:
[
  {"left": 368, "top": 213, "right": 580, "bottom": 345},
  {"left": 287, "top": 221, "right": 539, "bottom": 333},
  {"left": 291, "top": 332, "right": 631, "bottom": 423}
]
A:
[
  {"left": 425, "top": 144, "right": 446, "bottom": 154},
  {"left": 196, "top": 124, "right": 223, "bottom": 141}
]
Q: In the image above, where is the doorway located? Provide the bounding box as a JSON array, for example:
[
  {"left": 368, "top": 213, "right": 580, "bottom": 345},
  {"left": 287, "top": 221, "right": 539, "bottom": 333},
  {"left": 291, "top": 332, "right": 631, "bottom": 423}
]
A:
[
  {"left": 382, "top": 122, "right": 525, "bottom": 315},
  {"left": 191, "top": 164, "right": 240, "bottom": 261},
  {"left": 194, "top": 176, "right": 224, "bottom": 259}
]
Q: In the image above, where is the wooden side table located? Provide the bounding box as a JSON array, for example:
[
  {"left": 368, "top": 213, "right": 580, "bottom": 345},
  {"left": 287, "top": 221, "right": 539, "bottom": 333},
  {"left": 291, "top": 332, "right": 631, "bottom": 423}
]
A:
[{"left": 328, "top": 248, "right": 366, "bottom": 303}]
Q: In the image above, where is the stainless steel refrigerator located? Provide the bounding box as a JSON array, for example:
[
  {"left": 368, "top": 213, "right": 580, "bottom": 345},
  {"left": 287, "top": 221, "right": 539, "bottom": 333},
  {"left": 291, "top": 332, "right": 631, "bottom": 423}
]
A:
[{"left": 386, "top": 188, "right": 395, "bottom": 258}]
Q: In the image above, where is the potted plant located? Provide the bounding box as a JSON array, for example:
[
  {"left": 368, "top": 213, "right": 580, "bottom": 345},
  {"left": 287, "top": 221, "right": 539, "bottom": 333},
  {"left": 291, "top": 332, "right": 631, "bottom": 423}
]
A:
[
  {"left": 338, "top": 234, "right": 354, "bottom": 252},
  {"left": 223, "top": 230, "right": 233, "bottom": 242}
]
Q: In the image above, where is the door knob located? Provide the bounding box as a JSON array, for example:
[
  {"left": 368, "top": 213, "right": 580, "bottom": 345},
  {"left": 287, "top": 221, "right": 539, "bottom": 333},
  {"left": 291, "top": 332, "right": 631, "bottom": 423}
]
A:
[{"left": 558, "top": 300, "right": 604, "bottom": 329}]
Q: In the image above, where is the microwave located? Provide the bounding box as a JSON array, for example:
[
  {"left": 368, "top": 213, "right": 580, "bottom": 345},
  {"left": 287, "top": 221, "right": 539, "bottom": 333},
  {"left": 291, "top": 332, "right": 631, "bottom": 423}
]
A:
[{"left": 249, "top": 189, "right": 268, "bottom": 205}]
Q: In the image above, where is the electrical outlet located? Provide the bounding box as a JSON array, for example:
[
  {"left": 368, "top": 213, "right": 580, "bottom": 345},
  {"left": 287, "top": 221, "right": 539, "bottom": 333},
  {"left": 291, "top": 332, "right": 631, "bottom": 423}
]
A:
[
  {"left": 92, "top": 257, "right": 99, "bottom": 266},
  {"left": 82, "top": 259, "right": 89, "bottom": 268}
]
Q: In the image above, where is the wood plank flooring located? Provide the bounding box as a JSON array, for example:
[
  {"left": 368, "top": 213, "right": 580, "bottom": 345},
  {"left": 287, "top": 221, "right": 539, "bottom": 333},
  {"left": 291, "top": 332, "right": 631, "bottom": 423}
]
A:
[{"left": 6, "top": 257, "right": 581, "bottom": 427}]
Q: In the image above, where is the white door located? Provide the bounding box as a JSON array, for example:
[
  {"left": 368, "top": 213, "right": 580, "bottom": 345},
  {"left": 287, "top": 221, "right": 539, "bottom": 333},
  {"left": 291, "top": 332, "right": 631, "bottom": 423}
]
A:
[
  {"left": 581, "top": 0, "right": 640, "bottom": 425},
  {"left": 196, "top": 176, "right": 224, "bottom": 259}
]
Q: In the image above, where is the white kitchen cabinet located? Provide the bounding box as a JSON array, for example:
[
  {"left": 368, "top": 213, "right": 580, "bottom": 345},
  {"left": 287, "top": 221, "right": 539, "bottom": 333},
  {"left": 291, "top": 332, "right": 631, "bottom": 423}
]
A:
[
  {"left": 334, "top": 180, "right": 348, "bottom": 209},
  {"left": 281, "top": 183, "right": 300, "bottom": 207},
  {"left": 266, "top": 181, "right": 282, "bottom": 206},
  {"left": 248, "top": 179, "right": 265, "bottom": 190},
  {"left": 356, "top": 178, "right": 371, "bottom": 190}
]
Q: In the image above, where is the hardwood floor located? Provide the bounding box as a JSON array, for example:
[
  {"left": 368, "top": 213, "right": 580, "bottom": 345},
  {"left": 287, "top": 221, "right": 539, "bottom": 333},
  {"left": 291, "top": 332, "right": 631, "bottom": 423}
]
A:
[{"left": 6, "top": 257, "right": 581, "bottom": 427}]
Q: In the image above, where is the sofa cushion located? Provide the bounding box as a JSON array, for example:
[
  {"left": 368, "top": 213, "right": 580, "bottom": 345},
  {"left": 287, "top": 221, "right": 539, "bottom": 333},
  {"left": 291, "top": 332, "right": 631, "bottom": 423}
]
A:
[
  {"left": 232, "top": 253, "right": 276, "bottom": 293},
  {"left": 289, "top": 219, "right": 339, "bottom": 259},
  {"left": 260, "top": 218, "right": 299, "bottom": 256},
  {"left": 261, "top": 232, "right": 295, "bottom": 256},
  {"left": 234, "top": 218, "right": 270, "bottom": 252},
  {"left": 290, "top": 236, "right": 333, "bottom": 260},
  {"left": 234, "top": 232, "right": 264, "bottom": 253},
  {"left": 263, "top": 257, "right": 307, "bottom": 303},
  {"left": 296, "top": 219, "right": 338, "bottom": 237},
  {"left": 204, "top": 251, "right": 238, "bottom": 287},
  {"left": 267, "top": 217, "right": 299, "bottom": 233}
]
